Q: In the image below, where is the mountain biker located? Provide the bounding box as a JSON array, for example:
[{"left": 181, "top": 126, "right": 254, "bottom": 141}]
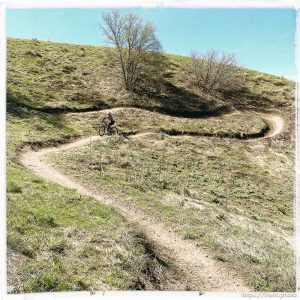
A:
[{"left": 106, "top": 112, "right": 115, "bottom": 133}]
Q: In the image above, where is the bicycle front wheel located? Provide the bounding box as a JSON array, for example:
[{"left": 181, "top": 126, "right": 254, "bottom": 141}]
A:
[{"left": 99, "top": 126, "right": 106, "bottom": 136}]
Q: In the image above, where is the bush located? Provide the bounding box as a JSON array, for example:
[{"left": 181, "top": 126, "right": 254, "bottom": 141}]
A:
[{"left": 188, "top": 49, "right": 245, "bottom": 95}]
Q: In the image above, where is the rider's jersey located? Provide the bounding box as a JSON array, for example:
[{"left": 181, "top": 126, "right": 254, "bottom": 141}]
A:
[{"left": 107, "top": 115, "right": 115, "bottom": 126}]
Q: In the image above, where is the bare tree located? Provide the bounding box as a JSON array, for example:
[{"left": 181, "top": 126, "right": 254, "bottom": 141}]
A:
[
  {"left": 100, "top": 10, "right": 163, "bottom": 91},
  {"left": 189, "top": 49, "right": 244, "bottom": 95}
]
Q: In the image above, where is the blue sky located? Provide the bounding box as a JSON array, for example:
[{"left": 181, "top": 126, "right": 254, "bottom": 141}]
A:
[{"left": 7, "top": 8, "right": 296, "bottom": 79}]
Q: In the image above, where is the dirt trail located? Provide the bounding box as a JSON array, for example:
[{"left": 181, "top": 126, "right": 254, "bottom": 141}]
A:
[
  {"left": 20, "top": 112, "right": 285, "bottom": 292},
  {"left": 261, "top": 114, "right": 285, "bottom": 138},
  {"left": 21, "top": 142, "right": 250, "bottom": 292}
]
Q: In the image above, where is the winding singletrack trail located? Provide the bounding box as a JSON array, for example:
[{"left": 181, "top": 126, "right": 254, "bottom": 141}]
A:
[
  {"left": 261, "top": 114, "right": 285, "bottom": 138},
  {"left": 20, "top": 112, "right": 285, "bottom": 292}
]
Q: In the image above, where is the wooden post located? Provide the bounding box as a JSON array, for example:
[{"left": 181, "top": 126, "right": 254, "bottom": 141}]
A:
[{"left": 99, "top": 146, "right": 103, "bottom": 180}]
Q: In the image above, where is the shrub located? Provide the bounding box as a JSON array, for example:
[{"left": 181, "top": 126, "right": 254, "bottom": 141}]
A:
[{"left": 188, "top": 49, "right": 245, "bottom": 95}]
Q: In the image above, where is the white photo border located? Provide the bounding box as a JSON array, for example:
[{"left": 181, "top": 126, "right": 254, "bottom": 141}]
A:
[{"left": 0, "top": 1, "right": 299, "bottom": 300}]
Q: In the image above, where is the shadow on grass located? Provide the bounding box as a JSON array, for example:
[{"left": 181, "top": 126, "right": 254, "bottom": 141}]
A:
[
  {"left": 7, "top": 89, "right": 74, "bottom": 131},
  {"left": 7, "top": 84, "right": 231, "bottom": 118},
  {"left": 225, "top": 87, "right": 280, "bottom": 111},
  {"left": 132, "top": 80, "right": 232, "bottom": 118},
  {"left": 7, "top": 88, "right": 111, "bottom": 115},
  {"left": 161, "top": 125, "right": 269, "bottom": 140},
  {"left": 7, "top": 78, "right": 278, "bottom": 120}
]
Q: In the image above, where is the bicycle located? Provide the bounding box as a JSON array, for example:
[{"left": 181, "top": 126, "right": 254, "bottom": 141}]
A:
[{"left": 98, "top": 119, "right": 119, "bottom": 136}]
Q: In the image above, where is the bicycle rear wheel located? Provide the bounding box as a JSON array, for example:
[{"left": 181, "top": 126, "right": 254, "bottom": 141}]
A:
[
  {"left": 110, "top": 127, "right": 119, "bottom": 135},
  {"left": 99, "top": 126, "right": 106, "bottom": 136}
]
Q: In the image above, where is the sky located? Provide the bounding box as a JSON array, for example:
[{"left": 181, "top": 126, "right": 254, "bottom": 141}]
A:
[{"left": 6, "top": 8, "right": 297, "bottom": 79}]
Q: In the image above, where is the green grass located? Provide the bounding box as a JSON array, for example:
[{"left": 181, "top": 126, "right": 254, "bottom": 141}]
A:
[
  {"left": 7, "top": 37, "right": 295, "bottom": 293},
  {"left": 8, "top": 165, "right": 152, "bottom": 292}
]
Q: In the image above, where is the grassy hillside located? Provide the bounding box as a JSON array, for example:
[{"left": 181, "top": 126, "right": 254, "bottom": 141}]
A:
[
  {"left": 7, "top": 38, "right": 295, "bottom": 293},
  {"left": 7, "top": 38, "right": 294, "bottom": 114}
]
